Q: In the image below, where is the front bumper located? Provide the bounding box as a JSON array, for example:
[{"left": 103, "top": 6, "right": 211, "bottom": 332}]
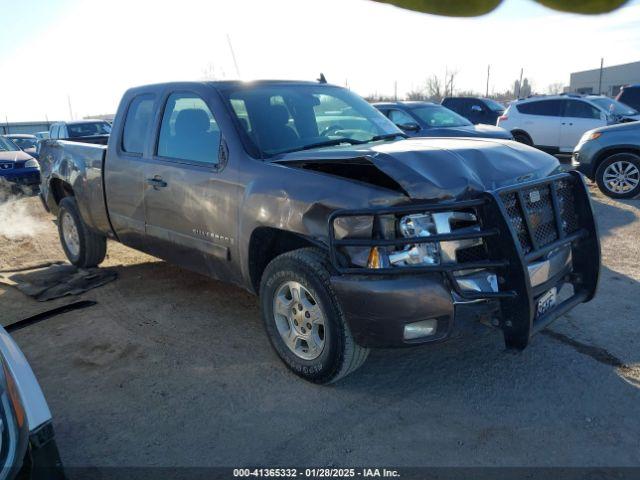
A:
[
  {"left": 0, "top": 168, "right": 41, "bottom": 191},
  {"left": 328, "top": 171, "right": 600, "bottom": 349}
]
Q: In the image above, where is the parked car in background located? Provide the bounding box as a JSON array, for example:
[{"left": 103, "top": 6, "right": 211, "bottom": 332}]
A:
[
  {"left": 373, "top": 101, "right": 512, "bottom": 139},
  {"left": 0, "top": 324, "right": 64, "bottom": 478},
  {"left": 48, "top": 120, "right": 111, "bottom": 140},
  {"left": 5, "top": 134, "right": 39, "bottom": 158},
  {"left": 497, "top": 94, "right": 640, "bottom": 154},
  {"left": 0, "top": 136, "right": 40, "bottom": 197},
  {"left": 39, "top": 80, "right": 600, "bottom": 383},
  {"left": 574, "top": 121, "right": 640, "bottom": 198},
  {"left": 34, "top": 131, "right": 50, "bottom": 141},
  {"left": 441, "top": 97, "right": 506, "bottom": 125},
  {"left": 616, "top": 84, "right": 640, "bottom": 112}
]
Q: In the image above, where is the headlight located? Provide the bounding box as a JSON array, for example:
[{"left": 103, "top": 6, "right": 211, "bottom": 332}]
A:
[
  {"left": 579, "top": 131, "right": 602, "bottom": 144},
  {"left": 387, "top": 213, "right": 440, "bottom": 266},
  {"left": 24, "top": 159, "right": 39, "bottom": 169}
]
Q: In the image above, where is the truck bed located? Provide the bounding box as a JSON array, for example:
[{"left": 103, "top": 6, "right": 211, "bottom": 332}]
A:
[{"left": 39, "top": 138, "right": 111, "bottom": 235}]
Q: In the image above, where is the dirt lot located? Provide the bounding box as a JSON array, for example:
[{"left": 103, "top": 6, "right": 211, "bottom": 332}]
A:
[{"left": 0, "top": 186, "right": 639, "bottom": 470}]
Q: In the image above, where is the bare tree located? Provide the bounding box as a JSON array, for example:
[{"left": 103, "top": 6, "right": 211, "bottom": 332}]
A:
[
  {"left": 425, "top": 75, "right": 443, "bottom": 101},
  {"left": 546, "top": 82, "right": 565, "bottom": 95},
  {"left": 406, "top": 89, "right": 428, "bottom": 101},
  {"left": 201, "top": 63, "right": 218, "bottom": 81}
]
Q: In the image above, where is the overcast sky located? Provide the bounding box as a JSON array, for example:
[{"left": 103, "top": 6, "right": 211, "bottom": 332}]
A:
[{"left": 2, "top": 0, "right": 640, "bottom": 121}]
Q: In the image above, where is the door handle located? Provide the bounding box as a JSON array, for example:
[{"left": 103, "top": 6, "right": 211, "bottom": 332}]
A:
[{"left": 146, "top": 177, "right": 167, "bottom": 189}]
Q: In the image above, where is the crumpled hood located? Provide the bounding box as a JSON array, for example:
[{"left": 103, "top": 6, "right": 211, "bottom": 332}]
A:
[
  {"left": 421, "top": 124, "right": 512, "bottom": 140},
  {"left": 274, "top": 137, "right": 560, "bottom": 201},
  {"left": 0, "top": 150, "right": 32, "bottom": 162}
]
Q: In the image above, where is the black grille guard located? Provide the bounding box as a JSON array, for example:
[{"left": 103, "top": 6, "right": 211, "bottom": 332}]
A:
[{"left": 327, "top": 171, "right": 601, "bottom": 349}]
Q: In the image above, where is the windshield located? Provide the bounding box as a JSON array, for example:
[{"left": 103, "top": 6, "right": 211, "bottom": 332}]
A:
[
  {"left": 10, "top": 137, "right": 37, "bottom": 149},
  {"left": 221, "top": 84, "right": 402, "bottom": 157},
  {"left": 410, "top": 105, "right": 472, "bottom": 127},
  {"left": 590, "top": 97, "right": 638, "bottom": 116},
  {"left": 481, "top": 98, "right": 505, "bottom": 112},
  {"left": 0, "top": 136, "right": 19, "bottom": 152},
  {"left": 67, "top": 122, "right": 112, "bottom": 138}
]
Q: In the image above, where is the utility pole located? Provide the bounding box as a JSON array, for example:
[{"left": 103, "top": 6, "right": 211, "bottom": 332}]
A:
[
  {"left": 598, "top": 57, "right": 604, "bottom": 95},
  {"left": 394, "top": 81, "right": 398, "bottom": 101},
  {"left": 67, "top": 95, "right": 74, "bottom": 120},
  {"left": 486, "top": 65, "right": 490, "bottom": 97},
  {"left": 227, "top": 34, "right": 241, "bottom": 78},
  {"left": 4, "top": 115, "right": 9, "bottom": 135}
]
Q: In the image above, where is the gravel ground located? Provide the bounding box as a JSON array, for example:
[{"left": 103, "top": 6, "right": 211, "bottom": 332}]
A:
[{"left": 0, "top": 185, "right": 638, "bottom": 471}]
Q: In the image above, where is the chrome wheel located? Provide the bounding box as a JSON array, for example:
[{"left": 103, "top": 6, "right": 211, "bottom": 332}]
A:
[
  {"left": 273, "top": 281, "right": 326, "bottom": 361},
  {"left": 603, "top": 160, "right": 640, "bottom": 194},
  {"left": 61, "top": 211, "right": 80, "bottom": 258}
]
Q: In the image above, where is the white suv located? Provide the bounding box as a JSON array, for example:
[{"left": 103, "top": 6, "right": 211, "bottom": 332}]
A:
[{"left": 497, "top": 94, "right": 640, "bottom": 154}]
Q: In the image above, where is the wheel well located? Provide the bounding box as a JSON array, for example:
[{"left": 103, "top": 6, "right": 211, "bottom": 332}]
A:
[
  {"left": 511, "top": 129, "right": 532, "bottom": 142},
  {"left": 248, "top": 227, "right": 320, "bottom": 293},
  {"left": 49, "top": 178, "right": 74, "bottom": 206},
  {"left": 593, "top": 147, "right": 640, "bottom": 178}
]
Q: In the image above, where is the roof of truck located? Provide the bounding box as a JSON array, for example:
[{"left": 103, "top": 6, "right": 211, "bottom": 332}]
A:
[{"left": 125, "top": 80, "right": 339, "bottom": 94}]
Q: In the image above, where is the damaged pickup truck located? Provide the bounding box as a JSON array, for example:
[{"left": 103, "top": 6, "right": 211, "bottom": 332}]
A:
[{"left": 38, "top": 80, "right": 600, "bottom": 383}]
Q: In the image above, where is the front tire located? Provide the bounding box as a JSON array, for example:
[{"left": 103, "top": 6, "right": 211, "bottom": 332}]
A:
[
  {"left": 57, "top": 197, "right": 107, "bottom": 267},
  {"left": 512, "top": 131, "right": 533, "bottom": 146},
  {"left": 260, "top": 248, "right": 369, "bottom": 384},
  {"left": 595, "top": 153, "right": 640, "bottom": 199}
]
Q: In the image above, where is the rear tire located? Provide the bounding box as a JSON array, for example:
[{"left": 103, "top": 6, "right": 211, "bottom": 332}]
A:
[
  {"left": 259, "top": 248, "right": 369, "bottom": 384},
  {"left": 57, "top": 197, "right": 107, "bottom": 267},
  {"left": 512, "top": 131, "right": 533, "bottom": 146},
  {"left": 595, "top": 153, "right": 640, "bottom": 199}
]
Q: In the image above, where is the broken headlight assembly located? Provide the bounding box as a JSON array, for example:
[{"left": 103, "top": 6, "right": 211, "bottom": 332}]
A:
[
  {"left": 335, "top": 209, "right": 499, "bottom": 294},
  {"left": 364, "top": 211, "right": 480, "bottom": 269}
]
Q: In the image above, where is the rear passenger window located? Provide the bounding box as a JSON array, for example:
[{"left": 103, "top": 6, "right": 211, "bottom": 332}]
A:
[
  {"left": 122, "top": 94, "right": 155, "bottom": 154},
  {"left": 157, "top": 93, "right": 220, "bottom": 165},
  {"left": 564, "top": 100, "right": 601, "bottom": 119},
  {"left": 516, "top": 100, "right": 562, "bottom": 117}
]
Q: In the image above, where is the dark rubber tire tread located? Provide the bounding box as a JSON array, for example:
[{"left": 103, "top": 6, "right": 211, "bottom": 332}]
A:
[
  {"left": 57, "top": 196, "right": 107, "bottom": 268},
  {"left": 259, "top": 248, "right": 369, "bottom": 384}
]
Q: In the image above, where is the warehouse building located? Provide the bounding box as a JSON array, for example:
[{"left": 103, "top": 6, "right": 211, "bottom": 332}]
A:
[
  {"left": 569, "top": 60, "right": 640, "bottom": 96},
  {"left": 0, "top": 121, "right": 53, "bottom": 136}
]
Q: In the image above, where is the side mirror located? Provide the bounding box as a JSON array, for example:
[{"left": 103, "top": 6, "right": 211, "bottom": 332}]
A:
[
  {"left": 396, "top": 122, "right": 421, "bottom": 132},
  {"left": 471, "top": 105, "right": 484, "bottom": 113}
]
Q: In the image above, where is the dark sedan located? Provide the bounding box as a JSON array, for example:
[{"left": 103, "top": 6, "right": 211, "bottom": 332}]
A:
[
  {"left": 373, "top": 101, "right": 512, "bottom": 140},
  {"left": 0, "top": 136, "right": 40, "bottom": 198},
  {"left": 573, "top": 121, "right": 640, "bottom": 198}
]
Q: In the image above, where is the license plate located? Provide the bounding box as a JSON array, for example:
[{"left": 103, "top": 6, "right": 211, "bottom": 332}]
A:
[{"left": 536, "top": 287, "right": 557, "bottom": 318}]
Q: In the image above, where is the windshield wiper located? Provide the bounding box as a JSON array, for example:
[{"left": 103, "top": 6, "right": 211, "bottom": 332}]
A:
[
  {"left": 366, "top": 133, "right": 407, "bottom": 142},
  {"left": 274, "top": 138, "right": 365, "bottom": 155}
]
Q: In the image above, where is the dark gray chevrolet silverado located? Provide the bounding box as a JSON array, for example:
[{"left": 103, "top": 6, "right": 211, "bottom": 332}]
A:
[{"left": 39, "top": 80, "right": 601, "bottom": 383}]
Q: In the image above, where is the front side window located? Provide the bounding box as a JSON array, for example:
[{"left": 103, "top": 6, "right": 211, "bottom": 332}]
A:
[
  {"left": 411, "top": 105, "right": 471, "bottom": 127},
  {"left": 388, "top": 109, "right": 415, "bottom": 125},
  {"left": 517, "top": 100, "right": 563, "bottom": 117},
  {"left": 222, "top": 84, "right": 401, "bottom": 157},
  {"left": 122, "top": 94, "right": 155, "bottom": 154},
  {"left": 157, "top": 93, "right": 220, "bottom": 165},
  {"left": 564, "top": 100, "right": 601, "bottom": 119}
]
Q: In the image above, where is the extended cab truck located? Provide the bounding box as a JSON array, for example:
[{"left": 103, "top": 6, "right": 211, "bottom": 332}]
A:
[{"left": 39, "top": 81, "right": 601, "bottom": 383}]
